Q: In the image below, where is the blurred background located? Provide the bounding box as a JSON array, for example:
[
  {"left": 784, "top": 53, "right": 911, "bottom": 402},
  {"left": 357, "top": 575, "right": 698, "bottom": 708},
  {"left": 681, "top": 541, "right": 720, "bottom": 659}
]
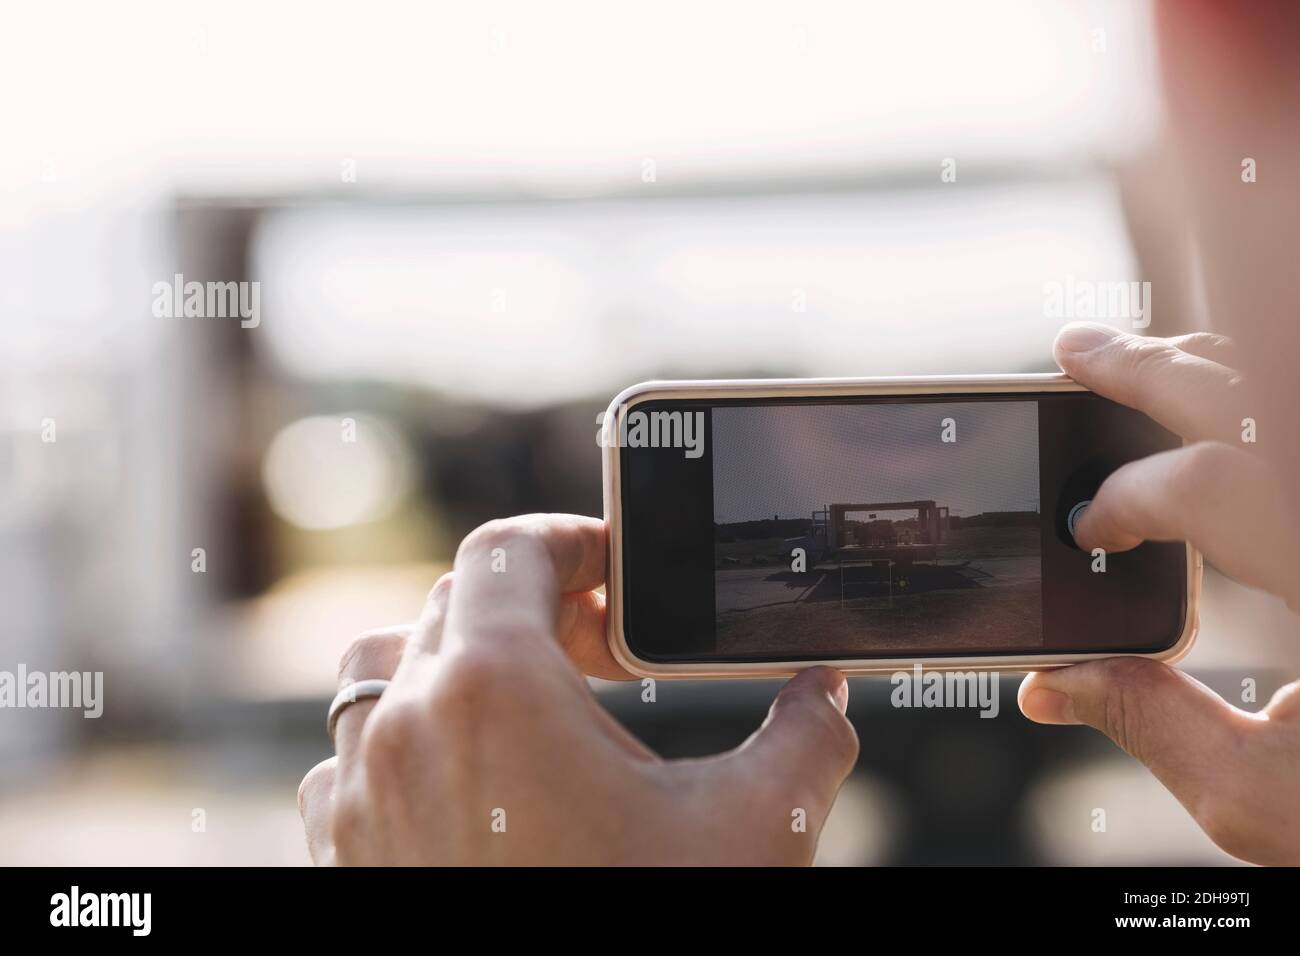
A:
[{"left": 2, "top": 0, "right": 1297, "bottom": 865}]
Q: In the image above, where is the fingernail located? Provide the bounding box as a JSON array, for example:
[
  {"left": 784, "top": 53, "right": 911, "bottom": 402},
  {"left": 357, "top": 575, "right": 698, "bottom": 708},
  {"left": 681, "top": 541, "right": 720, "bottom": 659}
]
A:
[
  {"left": 1056, "top": 323, "right": 1120, "bottom": 353},
  {"left": 830, "top": 674, "right": 849, "bottom": 714},
  {"left": 1022, "top": 687, "right": 1079, "bottom": 724},
  {"left": 790, "top": 667, "right": 850, "bottom": 714}
]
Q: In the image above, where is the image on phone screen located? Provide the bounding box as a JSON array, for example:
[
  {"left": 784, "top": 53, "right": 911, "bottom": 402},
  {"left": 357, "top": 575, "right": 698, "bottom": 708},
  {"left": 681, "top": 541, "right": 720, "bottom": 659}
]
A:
[
  {"left": 618, "top": 391, "right": 1189, "bottom": 664},
  {"left": 712, "top": 400, "right": 1041, "bottom": 657}
]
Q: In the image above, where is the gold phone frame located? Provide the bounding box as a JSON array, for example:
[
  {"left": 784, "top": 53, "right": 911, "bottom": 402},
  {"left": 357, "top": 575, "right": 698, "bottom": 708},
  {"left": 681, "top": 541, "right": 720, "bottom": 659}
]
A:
[{"left": 602, "top": 373, "right": 1201, "bottom": 678}]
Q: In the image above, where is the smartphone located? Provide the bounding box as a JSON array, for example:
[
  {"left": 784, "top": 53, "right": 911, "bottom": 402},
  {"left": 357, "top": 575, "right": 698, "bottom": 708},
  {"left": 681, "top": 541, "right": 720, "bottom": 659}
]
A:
[{"left": 602, "top": 374, "right": 1201, "bottom": 677}]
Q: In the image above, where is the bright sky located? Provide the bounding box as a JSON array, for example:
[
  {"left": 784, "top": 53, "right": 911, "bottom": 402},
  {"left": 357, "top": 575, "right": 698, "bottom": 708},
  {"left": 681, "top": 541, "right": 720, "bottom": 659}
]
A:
[
  {"left": 712, "top": 401, "right": 1040, "bottom": 523},
  {"left": 0, "top": 0, "right": 1156, "bottom": 209},
  {"left": 2, "top": 0, "right": 1159, "bottom": 406}
]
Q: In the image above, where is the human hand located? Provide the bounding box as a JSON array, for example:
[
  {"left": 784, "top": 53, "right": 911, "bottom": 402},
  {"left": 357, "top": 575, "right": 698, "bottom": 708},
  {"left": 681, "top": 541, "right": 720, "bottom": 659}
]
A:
[
  {"left": 1019, "top": 323, "right": 1300, "bottom": 865},
  {"left": 298, "top": 514, "right": 859, "bottom": 865}
]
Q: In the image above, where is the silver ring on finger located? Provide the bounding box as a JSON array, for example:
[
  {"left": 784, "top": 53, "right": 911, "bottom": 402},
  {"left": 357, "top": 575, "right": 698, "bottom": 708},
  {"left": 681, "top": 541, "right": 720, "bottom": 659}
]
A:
[{"left": 327, "top": 679, "right": 391, "bottom": 744}]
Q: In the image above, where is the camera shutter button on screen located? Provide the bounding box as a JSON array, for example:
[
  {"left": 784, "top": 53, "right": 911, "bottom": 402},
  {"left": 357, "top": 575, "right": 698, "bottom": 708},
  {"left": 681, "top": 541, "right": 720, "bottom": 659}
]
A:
[{"left": 1066, "top": 499, "right": 1091, "bottom": 543}]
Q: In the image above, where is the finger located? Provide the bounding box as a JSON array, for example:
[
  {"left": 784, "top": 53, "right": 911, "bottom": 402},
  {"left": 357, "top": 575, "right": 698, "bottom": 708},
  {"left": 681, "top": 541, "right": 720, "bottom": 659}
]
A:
[
  {"left": 1053, "top": 323, "right": 1245, "bottom": 442},
  {"left": 409, "top": 569, "right": 631, "bottom": 680},
  {"left": 298, "top": 757, "right": 337, "bottom": 865},
  {"left": 406, "top": 572, "right": 454, "bottom": 657},
  {"left": 1019, "top": 658, "right": 1255, "bottom": 826},
  {"left": 558, "top": 589, "right": 635, "bottom": 681},
  {"left": 333, "top": 627, "right": 408, "bottom": 777},
  {"left": 722, "top": 668, "right": 859, "bottom": 826},
  {"left": 1073, "top": 441, "right": 1299, "bottom": 605},
  {"left": 443, "top": 514, "right": 606, "bottom": 663},
  {"left": 1165, "top": 331, "right": 1237, "bottom": 365},
  {"left": 1264, "top": 680, "right": 1300, "bottom": 724}
]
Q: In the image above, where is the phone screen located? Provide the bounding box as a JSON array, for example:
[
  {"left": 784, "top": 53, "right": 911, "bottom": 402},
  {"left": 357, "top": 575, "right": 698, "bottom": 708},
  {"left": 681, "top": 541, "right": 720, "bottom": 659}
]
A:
[{"left": 618, "top": 391, "right": 1189, "bottom": 663}]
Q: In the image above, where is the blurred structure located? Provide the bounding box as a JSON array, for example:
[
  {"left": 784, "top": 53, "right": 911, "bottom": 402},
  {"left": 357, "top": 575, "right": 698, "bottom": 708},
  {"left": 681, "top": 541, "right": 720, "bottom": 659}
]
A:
[{"left": 1, "top": 0, "right": 1297, "bottom": 865}]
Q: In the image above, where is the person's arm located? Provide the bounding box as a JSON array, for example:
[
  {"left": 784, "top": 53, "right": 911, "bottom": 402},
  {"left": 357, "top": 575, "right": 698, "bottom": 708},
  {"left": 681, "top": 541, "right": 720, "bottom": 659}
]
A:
[
  {"left": 1019, "top": 323, "right": 1300, "bottom": 865},
  {"left": 298, "top": 514, "right": 858, "bottom": 865}
]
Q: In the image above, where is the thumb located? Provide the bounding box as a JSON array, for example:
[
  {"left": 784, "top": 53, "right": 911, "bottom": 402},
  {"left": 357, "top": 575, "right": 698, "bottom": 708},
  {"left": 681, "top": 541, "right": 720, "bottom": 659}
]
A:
[
  {"left": 725, "top": 667, "right": 859, "bottom": 825},
  {"left": 1019, "top": 658, "right": 1252, "bottom": 811}
]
